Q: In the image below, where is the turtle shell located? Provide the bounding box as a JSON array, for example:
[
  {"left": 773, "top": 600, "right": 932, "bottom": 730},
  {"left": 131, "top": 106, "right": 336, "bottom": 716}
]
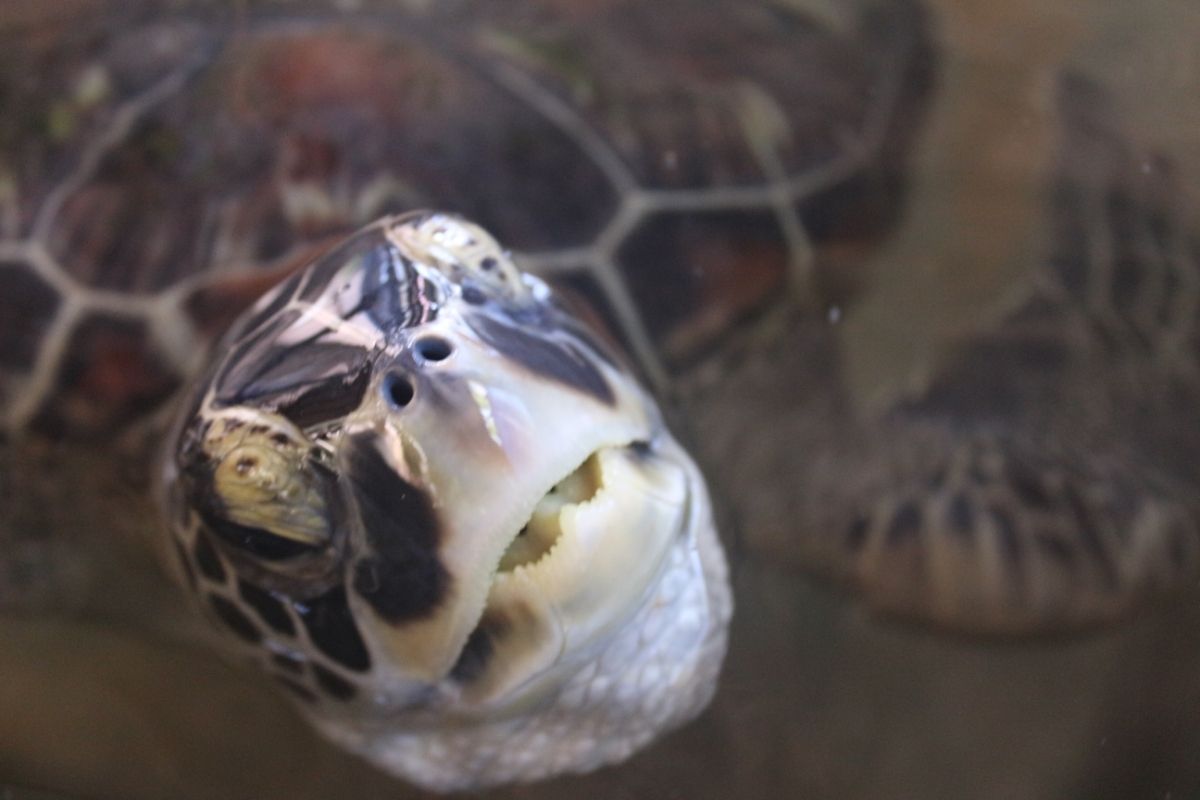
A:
[{"left": 0, "top": 0, "right": 930, "bottom": 441}]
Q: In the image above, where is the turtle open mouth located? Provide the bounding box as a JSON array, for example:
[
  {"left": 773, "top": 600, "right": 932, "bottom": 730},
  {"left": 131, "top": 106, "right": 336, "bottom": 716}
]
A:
[
  {"left": 496, "top": 450, "right": 606, "bottom": 573},
  {"left": 492, "top": 438, "right": 681, "bottom": 583},
  {"left": 449, "top": 440, "right": 690, "bottom": 703}
]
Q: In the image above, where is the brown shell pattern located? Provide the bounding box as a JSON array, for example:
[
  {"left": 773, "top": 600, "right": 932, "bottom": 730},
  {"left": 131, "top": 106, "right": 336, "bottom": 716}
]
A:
[{"left": 0, "top": 0, "right": 930, "bottom": 440}]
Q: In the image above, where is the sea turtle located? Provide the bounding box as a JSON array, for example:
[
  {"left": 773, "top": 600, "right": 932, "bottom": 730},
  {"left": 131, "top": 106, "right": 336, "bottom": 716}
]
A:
[{"left": 3, "top": 0, "right": 1200, "bottom": 797}]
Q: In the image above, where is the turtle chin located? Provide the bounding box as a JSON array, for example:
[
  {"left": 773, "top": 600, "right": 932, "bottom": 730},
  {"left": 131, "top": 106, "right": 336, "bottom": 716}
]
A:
[{"left": 319, "top": 435, "right": 732, "bottom": 792}]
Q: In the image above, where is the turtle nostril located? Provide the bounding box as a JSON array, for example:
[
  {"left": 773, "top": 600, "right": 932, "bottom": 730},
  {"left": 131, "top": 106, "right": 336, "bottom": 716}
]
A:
[
  {"left": 415, "top": 336, "right": 453, "bottom": 362},
  {"left": 384, "top": 373, "right": 415, "bottom": 407}
]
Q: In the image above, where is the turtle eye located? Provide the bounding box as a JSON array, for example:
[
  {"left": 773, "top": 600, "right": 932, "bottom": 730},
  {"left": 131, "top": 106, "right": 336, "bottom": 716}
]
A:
[{"left": 186, "top": 413, "right": 336, "bottom": 561}]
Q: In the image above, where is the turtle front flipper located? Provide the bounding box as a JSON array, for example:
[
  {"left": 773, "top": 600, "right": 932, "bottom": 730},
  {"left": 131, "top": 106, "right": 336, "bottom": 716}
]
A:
[
  {"left": 690, "top": 72, "right": 1200, "bottom": 636},
  {"left": 815, "top": 430, "right": 1199, "bottom": 633}
]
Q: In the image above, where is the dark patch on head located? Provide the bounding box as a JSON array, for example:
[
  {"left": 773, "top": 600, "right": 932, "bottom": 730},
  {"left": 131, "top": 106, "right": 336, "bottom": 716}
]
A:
[
  {"left": 353, "top": 553, "right": 448, "bottom": 626},
  {"left": 344, "top": 433, "right": 449, "bottom": 623},
  {"left": 296, "top": 225, "right": 439, "bottom": 332},
  {"left": 450, "top": 613, "right": 509, "bottom": 684},
  {"left": 238, "top": 580, "right": 296, "bottom": 636},
  {"left": 947, "top": 494, "right": 975, "bottom": 540},
  {"left": 218, "top": 336, "right": 372, "bottom": 419},
  {"left": 209, "top": 595, "right": 262, "bottom": 644},
  {"left": 193, "top": 532, "right": 227, "bottom": 583},
  {"left": 215, "top": 309, "right": 300, "bottom": 399},
  {"left": 272, "top": 651, "right": 307, "bottom": 675},
  {"left": 294, "top": 585, "right": 372, "bottom": 673},
  {"left": 480, "top": 257, "right": 498, "bottom": 272},
  {"left": 173, "top": 539, "right": 197, "bottom": 591},
  {"left": 313, "top": 664, "right": 358, "bottom": 701},
  {"left": 276, "top": 675, "right": 319, "bottom": 705},
  {"left": 213, "top": 293, "right": 376, "bottom": 430},
  {"left": 351, "top": 245, "right": 439, "bottom": 331},
  {"left": 274, "top": 361, "right": 372, "bottom": 429},
  {"left": 846, "top": 515, "right": 870, "bottom": 552},
  {"left": 202, "top": 513, "right": 322, "bottom": 561},
  {"left": 469, "top": 315, "right": 614, "bottom": 405},
  {"left": 886, "top": 502, "right": 921, "bottom": 545}
]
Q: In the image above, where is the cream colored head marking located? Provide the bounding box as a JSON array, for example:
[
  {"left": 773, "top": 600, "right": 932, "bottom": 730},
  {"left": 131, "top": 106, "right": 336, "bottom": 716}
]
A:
[{"left": 162, "top": 211, "right": 732, "bottom": 791}]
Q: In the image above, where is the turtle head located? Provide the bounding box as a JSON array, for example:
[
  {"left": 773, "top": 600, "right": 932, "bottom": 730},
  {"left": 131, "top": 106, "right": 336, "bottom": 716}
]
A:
[{"left": 161, "top": 212, "right": 732, "bottom": 790}]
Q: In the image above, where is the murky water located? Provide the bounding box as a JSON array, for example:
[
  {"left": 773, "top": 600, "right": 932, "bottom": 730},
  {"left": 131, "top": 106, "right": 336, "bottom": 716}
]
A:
[{"left": 2, "top": 1, "right": 1200, "bottom": 798}]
